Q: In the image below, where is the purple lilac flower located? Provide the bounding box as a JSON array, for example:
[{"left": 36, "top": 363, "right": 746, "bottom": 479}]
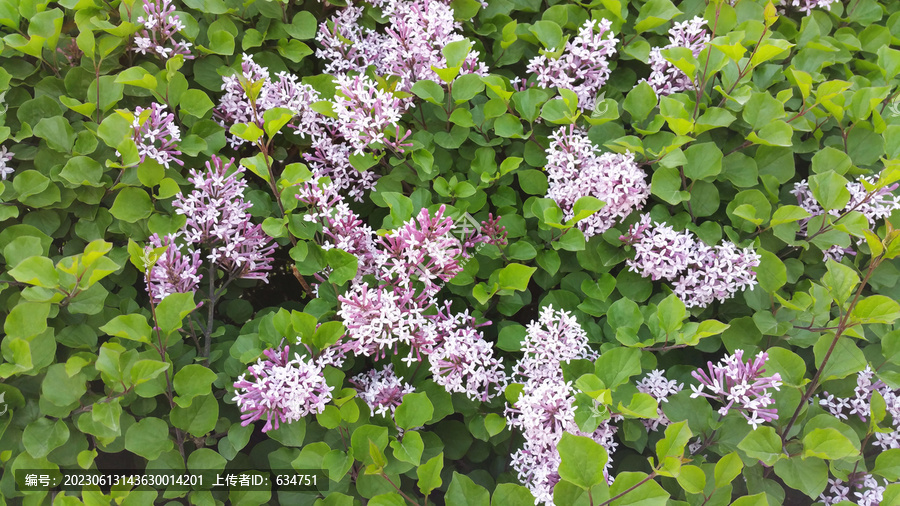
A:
[
  {"left": 351, "top": 364, "right": 415, "bottom": 418},
  {"left": 819, "top": 474, "right": 891, "bottom": 506},
  {"left": 545, "top": 126, "right": 649, "bottom": 237},
  {"left": 791, "top": 175, "right": 900, "bottom": 261},
  {"left": 621, "top": 214, "right": 696, "bottom": 281},
  {"left": 0, "top": 145, "right": 13, "bottom": 180},
  {"left": 301, "top": 134, "right": 379, "bottom": 204},
  {"left": 57, "top": 38, "right": 83, "bottom": 66},
  {"left": 636, "top": 370, "right": 684, "bottom": 431},
  {"left": 621, "top": 214, "right": 760, "bottom": 308},
  {"left": 818, "top": 366, "right": 900, "bottom": 450},
  {"left": 316, "top": 6, "right": 382, "bottom": 75},
  {"left": 232, "top": 346, "right": 334, "bottom": 433},
  {"left": 690, "top": 349, "right": 782, "bottom": 429},
  {"left": 144, "top": 233, "right": 202, "bottom": 301},
  {"left": 480, "top": 214, "right": 508, "bottom": 248},
  {"left": 336, "top": 283, "right": 436, "bottom": 362},
  {"left": 673, "top": 241, "right": 761, "bottom": 309},
  {"left": 428, "top": 305, "right": 507, "bottom": 402},
  {"left": 131, "top": 103, "right": 183, "bottom": 168},
  {"left": 514, "top": 305, "right": 597, "bottom": 385},
  {"left": 332, "top": 74, "right": 410, "bottom": 155},
  {"left": 133, "top": 0, "right": 193, "bottom": 60},
  {"left": 527, "top": 19, "right": 618, "bottom": 111},
  {"left": 506, "top": 378, "right": 618, "bottom": 505},
  {"left": 642, "top": 17, "right": 709, "bottom": 96},
  {"left": 173, "top": 155, "right": 276, "bottom": 282}
]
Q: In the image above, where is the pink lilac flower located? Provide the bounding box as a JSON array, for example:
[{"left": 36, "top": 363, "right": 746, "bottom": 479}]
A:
[
  {"left": 232, "top": 346, "right": 334, "bottom": 432},
  {"left": 133, "top": 0, "right": 193, "bottom": 60},
  {"left": 690, "top": 349, "right": 782, "bottom": 429},
  {"left": 302, "top": 128, "right": 380, "bottom": 203},
  {"left": 336, "top": 283, "right": 436, "bottom": 362},
  {"left": 527, "top": 19, "right": 618, "bottom": 111},
  {"left": 131, "top": 103, "right": 183, "bottom": 168},
  {"left": 332, "top": 73, "right": 410, "bottom": 155},
  {"left": 636, "top": 370, "right": 684, "bottom": 431},
  {"left": 351, "top": 364, "right": 415, "bottom": 418},
  {"left": 0, "top": 145, "right": 13, "bottom": 180},
  {"left": 673, "top": 241, "right": 761, "bottom": 309},
  {"left": 545, "top": 126, "right": 649, "bottom": 237},
  {"left": 818, "top": 366, "right": 900, "bottom": 450},
  {"left": 507, "top": 378, "right": 618, "bottom": 505},
  {"left": 173, "top": 155, "right": 276, "bottom": 282},
  {"left": 144, "top": 233, "right": 202, "bottom": 301},
  {"left": 428, "top": 305, "right": 507, "bottom": 402},
  {"left": 316, "top": 6, "right": 382, "bottom": 75},
  {"left": 57, "top": 38, "right": 83, "bottom": 66},
  {"left": 642, "top": 17, "right": 709, "bottom": 96},
  {"left": 480, "top": 214, "right": 508, "bottom": 248},
  {"left": 791, "top": 175, "right": 900, "bottom": 261},
  {"left": 514, "top": 306, "right": 598, "bottom": 385}
]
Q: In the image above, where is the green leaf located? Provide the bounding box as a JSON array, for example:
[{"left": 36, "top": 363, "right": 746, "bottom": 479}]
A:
[
  {"left": 801, "top": 428, "right": 858, "bottom": 460},
  {"left": 657, "top": 293, "right": 686, "bottom": 334},
  {"left": 230, "top": 123, "right": 264, "bottom": 143},
  {"left": 773, "top": 457, "right": 828, "bottom": 499},
  {"left": 676, "top": 465, "right": 706, "bottom": 495},
  {"left": 850, "top": 295, "right": 900, "bottom": 324},
  {"left": 130, "top": 360, "right": 170, "bottom": 386},
  {"left": 33, "top": 116, "right": 75, "bottom": 152},
  {"left": 391, "top": 431, "right": 424, "bottom": 465},
  {"left": 809, "top": 172, "right": 851, "bottom": 212},
  {"left": 756, "top": 249, "right": 786, "bottom": 293},
  {"left": 23, "top": 418, "right": 69, "bottom": 459},
  {"left": 498, "top": 263, "right": 536, "bottom": 291},
  {"left": 558, "top": 432, "right": 608, "bottom": 489},
  {"left": 326, "top": 248, "right": 359, "bottom": 285},
  {"left": 635, "top": 0, "right": 682, "bottom": 33},
  {"left": 518, "top": 169, "right": 548, "bottom": 195},
  {"left": 59, "top": 156, "right": 104, "bottom": 187},
  {"left": 171, "top": 393, "right": 219, "bottom": 437},
  {"left": 180, "top": 89, "right": 215, "bottom": 118},
  {"left": 125, "top": 417, "right": 174, "bottom": 460},
  {"left": 442, "top": 39, "right": 472, "bottom": 69},
  {"left": 771, "top": 205, "right": 811, "bottom": 226},
  {"left": 394, "top": 392, "right": 434, "bottom": 430},
  {"left": 609, "top": 471, "right": 669, "bottom": 506},
  {"left": 822, "top": 259, "right": 859, "bottom": 307},
  {"left": 411, "top": 80, "right": 445, "bottom": 105},
  {"left": 714, "top": 452, "right": 743, "bottom": 488},
  {"left": 155, "top": 292, "right": 197, "bottom": 334},
  {"left": 99, "top": 314, "right": 152, "bottom": 343},
  {"left": 4, "top": 301, "right": 50, "bottom": 339},
  {"left": 737, "top": 426, "right": 783, "bottom": 466},
  {"left": 813, "top": 334, "right": 866, "bottom": 381},
  {"left": 8, "top": 256, "right": 59, "bottom": 288},
  {"left": 115, "top": 66, "right": 157, "bottom": 89},
  {"left": 417, "top": 453, "right": 444, "bottom": 496},
  {"left": 110, "top": 187, "right": 153, "bottom": 223},
  {"left": 446, "top": 472, "right": 489, "bottom": 506},
  {"left": 491, "top": 483, "right": 535, "bottom": 506},
  {"left": 683, "top": 142, "right": 723, "bottom": 180},
  {"left": 624, "top": 82, "right": 657, "bottom": 122},
  {"left": 174, "top": 364, "right": 218, "bottom": 408},
  {"left": 529, "top": 20, "right": 563, "bottom": 49},
  {"left": 874, "top": 449, "right": 900, "bottom": 481}
]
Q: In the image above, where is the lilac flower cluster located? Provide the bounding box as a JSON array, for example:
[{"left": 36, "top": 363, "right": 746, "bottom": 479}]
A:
[
  {"left": 332, "top": 74, "right": 411, "bottom": 155},
  {"left": 621, "top": 214, "right": 760, "bottom": 308},
  {"left": 144, "top": 233, "right": 202, "bottom": 301},
  {"left": 131, "top": 103, "right": 183, "bottom": 168},
  {"left": 316, "top": 0, "right": 488, "bottom": 93},
  {"left": 479, "top": 214, "right": 508, "bottom": 248},
  {"left": 215, "top": 54, "right": 323, "bottom": 148},
  {"left": 636, "top": 370, "right": 683, "bottom": 431},
  {"left": 819, "top": 474, "right": 891, "bottom": 506},
  {"left": 0, "top": 145, "right": 13, "bottom": 180},
  {"left": 173, "top": 155, "right": 275, "bottom": 281},
  {"left": 818, "top": 366, "right": 900, "bottom": 450},
  {"left": 351, "top": 364, "right": 415, "bottom": 418},
  {"left": 642, "top": 17, "right": 710, "bottom": 96},
  {"left": 232, "top": 346, "right": 333, "bottom": 432},
  {"left": 791, "top": 175, "right": 900, "bottom": 261},
  {"left": 527, "top": 19, "right": 618, "bottom": 111},
  {"left": 428, "top": 305, "right": 507, "bottom": 402},
  {"left": 545, "top": 126, "right": 649, "bottom": 237},
  {"left": 690, "top": 349, "right": 782, "bottom": 429},
  {"left": 506, "top": 307, "right": 615, "bottom": 504},
  {"left": 132, "top": 0, "right": 193, "bottom": 60}
]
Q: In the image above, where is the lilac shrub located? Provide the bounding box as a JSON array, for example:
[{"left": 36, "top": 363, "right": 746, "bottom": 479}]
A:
[
  {"left": 545, "top": 125, "right": 649, "bottom": 237},
  {"left": 351, "top": 364, "right": 416, "bottom": 418},
  {"left": 132, "top": 0, "right": 193, "bottom": 60},
  {"left": 642, "top": 17, "right": 710, "bottom": 96},
  {"left": 131, "top": 103, "right": 183, "bottom": 168},
  {"left": 690, "top": 349, "right": 783, "bottom": 429}
]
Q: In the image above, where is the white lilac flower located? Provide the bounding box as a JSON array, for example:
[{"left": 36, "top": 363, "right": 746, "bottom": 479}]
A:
[
  {"left": 144, "top": 233, "right": 202, "bottom": 301},
  {"left": 690, "top": 349, "right": 782, "bottom": 429},
  {"left": 818, "top": 366, "right": 900, "bottom": 451},
  {"left": 527, "top": 19, "right": 618, "bottom": 111},
  {"left": 133, "top": 0, "right": 193, "bottom": 60},
  {"left": 636, "top": 369, "right": 684, "bottom": 431},
  {"left": 545, "top": 126, "right": 649, "bottom": 238},
  {"left": 0, "top": 145, "right": 13, "bottom": 180},
  {"left": 621, "top": 214, "right": 696, "bottom": 281},
  {"left": 131, "top": 103, "right": 183, "bottom": 168},
  {"left": 351, "top": 364, "right": 415, "bottom": 418},
  {"left": 642, "top": 17, "right": 710, "bottom": 96},
  {"left": 332, "top": 73, "right": 411, "bottom": 155},
  {"left": 786, "top": 0, "right": 841, "bottom": 15},
  {"left": 233, "top": 346, "right": 333, "bottom": 433}
]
